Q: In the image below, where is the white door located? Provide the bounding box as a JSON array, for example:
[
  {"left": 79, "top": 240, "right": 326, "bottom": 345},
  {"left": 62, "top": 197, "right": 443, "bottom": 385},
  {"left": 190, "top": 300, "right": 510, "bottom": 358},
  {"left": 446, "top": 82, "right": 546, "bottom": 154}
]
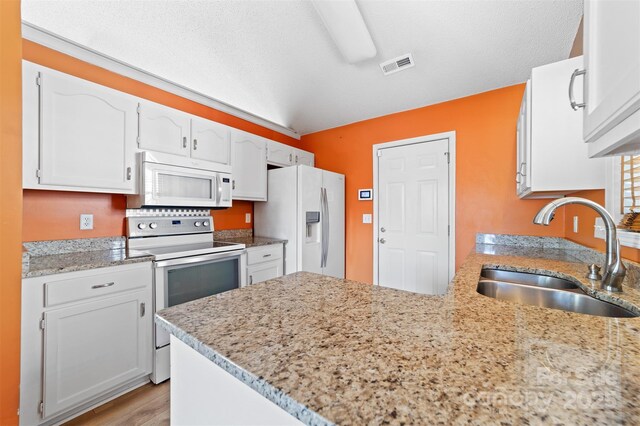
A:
[
  {"left": 294, "top": 149, "right": 315, "bottom": 167},
  {"left": 231, "top": 130, "right": 267, "bottom": 201},
  {"left": 321, "top": 170, "right": 345, "bottom": 279},
  {"left": 298, "top": 166, "right": 323, "bottom": 274},
  {"left": 584, "top": 0, "right": 640, "bottom": 154},
  {"left": 191, "top": 117, "right": 231, "bottom": 164},
  {"left": 39, "top": 72, "right": 137, "bottom": 192},
  {"left": 267, "top": 140, "right": 293, "bottom": 166},
  {"left": 42, "top": 290, "right": 151, "bottom": 418},
  {"left": 138, "top": 102, "right": 190, "bottom": 156},
  {"left": 377, "top": 139, "right": 450, "bottom": 295}
]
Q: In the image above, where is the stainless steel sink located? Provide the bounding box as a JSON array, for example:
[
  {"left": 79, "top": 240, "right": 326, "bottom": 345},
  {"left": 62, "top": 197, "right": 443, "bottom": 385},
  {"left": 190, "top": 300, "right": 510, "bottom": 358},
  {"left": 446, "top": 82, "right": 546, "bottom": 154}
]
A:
[
  {"left": 480, "top": 269, "right": 578, "bottom": 290},
  {"left": 477, "top": 269, "right": 637, "bottom": 318}
]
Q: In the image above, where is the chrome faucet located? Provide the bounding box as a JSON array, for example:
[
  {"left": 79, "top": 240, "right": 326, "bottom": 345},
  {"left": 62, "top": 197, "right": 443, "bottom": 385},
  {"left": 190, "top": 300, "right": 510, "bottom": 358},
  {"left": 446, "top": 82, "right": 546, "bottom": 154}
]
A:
[{"left": 533, "top": 197, "right": 626, "bottom": 292}]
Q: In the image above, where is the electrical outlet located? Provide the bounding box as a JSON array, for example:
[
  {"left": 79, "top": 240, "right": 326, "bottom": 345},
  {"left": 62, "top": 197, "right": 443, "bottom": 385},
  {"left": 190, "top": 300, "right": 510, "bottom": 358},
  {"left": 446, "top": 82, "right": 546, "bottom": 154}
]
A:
[
  {"left": 573, "top": 216, "right": 579, "bottom": 233},
  {"left": 363, "top": 214, "right": 372, "bottom": 224},
  {"left": 80, "top": 214, "right": 94, "bottom": 230},
  {"left": 245, "top": 213, "right": 251, "bottom": 224}
]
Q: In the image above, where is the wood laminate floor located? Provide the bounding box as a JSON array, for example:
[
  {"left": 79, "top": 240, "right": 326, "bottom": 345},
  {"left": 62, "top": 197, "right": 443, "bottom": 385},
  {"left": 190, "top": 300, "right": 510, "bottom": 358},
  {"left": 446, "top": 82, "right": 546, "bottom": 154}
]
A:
[{"left": 64, "top": 381, "right": 170, "bottom": 426}]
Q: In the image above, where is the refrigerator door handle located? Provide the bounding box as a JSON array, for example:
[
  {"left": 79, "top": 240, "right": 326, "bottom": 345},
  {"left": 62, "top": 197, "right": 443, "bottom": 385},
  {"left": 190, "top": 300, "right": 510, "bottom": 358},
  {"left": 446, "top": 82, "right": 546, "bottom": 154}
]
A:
[
  {"left": 324, "top": 188, "right": 330, "bottom": 268},
  {"left": 320, "top": 187, "right": 326, "bottom": 268}
]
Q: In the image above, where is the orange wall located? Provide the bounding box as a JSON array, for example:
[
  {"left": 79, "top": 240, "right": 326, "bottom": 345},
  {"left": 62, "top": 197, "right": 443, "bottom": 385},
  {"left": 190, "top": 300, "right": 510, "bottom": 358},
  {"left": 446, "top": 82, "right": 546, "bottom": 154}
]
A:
[
  {"left": 0, "top": 1, "right": 23, "bottom": 423},
  {"left": 300, "top": 85, "right": 566, "bottom": 284},
  {"left": 21, "top": 41, "right": 300, "bottom": 241},
  {"left": 564, "top": 189, "right": 640, "bottom": 262}
]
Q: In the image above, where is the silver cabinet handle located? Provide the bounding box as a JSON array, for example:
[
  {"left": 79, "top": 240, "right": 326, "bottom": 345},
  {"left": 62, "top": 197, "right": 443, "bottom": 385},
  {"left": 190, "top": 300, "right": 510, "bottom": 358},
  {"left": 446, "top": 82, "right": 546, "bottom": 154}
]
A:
[
  {"left": 295, "top": 155, "right": 299, "bottom": 163},
  {"left": 380, "top": 238, "right": 386, "bottom": 244},
  {"left": 289, "top": 153, "right": 293, "bottom": 163},
  {"left": 232, "top": 180, "right": 236, "bottom": 190},
  {"left": 249, "top": 275, "right": 253, "bottom": 285},
  {"left": 193, "top": 139, "right": 198, "bottom": 150},
  {"left": 569, "top": 68, "right": 586, "bottom": 110},
  {"left": 263, "top": 253, "right": 272, "bottom": 258},
  {"left": 92, "top": 282, "right": 115, "bottom": 289},
  {"left": 140, "top": 302, "right": 146, "bottom": 317},
  {"left": 126, "top": 167, "right": 132, "bottom": 181},
  {"left": 183, "top": 136, "right": 187, "bottom": 148}
]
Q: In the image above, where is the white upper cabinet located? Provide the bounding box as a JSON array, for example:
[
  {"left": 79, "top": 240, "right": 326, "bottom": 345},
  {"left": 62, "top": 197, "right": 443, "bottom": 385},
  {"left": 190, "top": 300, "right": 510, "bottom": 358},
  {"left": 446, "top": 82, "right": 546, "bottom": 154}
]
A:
[
  {"left": 294, "top": 147, "right": 315, "bottom": 167},
  {"left": 231, "top": 130, "right": 267, "bottom": 201},
  {"left": 190, "top": 117, "right": 231, "bottom": 164},
  {"left": 23, "top": 61, "right": 137, "bottom": 194},
  {"left": 517, "top": 56, "right": 606, "bottom": 198},
  {"left": 266, "top": 140, "right": 294, "bottom": 166},
  {"left": 138, "top": 102, "right": 191, "bottom": 157},
  {"left": 582, "top": 0, "right": 640, "bottom": 157}
]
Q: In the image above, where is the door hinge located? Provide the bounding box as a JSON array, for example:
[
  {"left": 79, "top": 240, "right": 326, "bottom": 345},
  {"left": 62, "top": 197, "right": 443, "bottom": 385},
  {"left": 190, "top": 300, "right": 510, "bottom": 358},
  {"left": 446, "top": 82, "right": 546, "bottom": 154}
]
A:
[
  {"left": 36, "top": 169, "right": 42, "bottom": 180},
  {"left": 38, "top": 401, "right": 43, "bottom": 415},
  {"left": 39, "top": 318, "right": 45, "bottom": 330},
  {"left": 36, "top": 75, "right": 41, "bottom": 86},
  {"left": 136, "top": 104, "right": 141, "bottom": 114},
  {"left": 445, "top": 152, "right": 450, "bottom": 164},
  {"left": 377, "top": 150, "right": 382, "bottom": 157}
]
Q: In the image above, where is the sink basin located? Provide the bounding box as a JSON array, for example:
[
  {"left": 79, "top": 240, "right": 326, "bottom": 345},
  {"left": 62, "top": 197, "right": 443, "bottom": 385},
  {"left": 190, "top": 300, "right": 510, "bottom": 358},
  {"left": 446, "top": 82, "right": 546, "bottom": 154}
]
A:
[
  {"left": 477, "top": 269, "right": 637, "bottom": 318},
  {"left": 480, "top": 268, "right": 578, "bottom": 290}
]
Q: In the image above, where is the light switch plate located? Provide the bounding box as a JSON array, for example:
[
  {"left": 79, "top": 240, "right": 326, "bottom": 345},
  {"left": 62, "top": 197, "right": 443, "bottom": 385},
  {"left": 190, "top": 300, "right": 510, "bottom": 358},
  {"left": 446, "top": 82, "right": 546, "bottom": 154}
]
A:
[
  {"left": 80, "top": 214, "right": 93, "bottom": 230},
  {"left": 245, "top": 213, "right": 251, "bottom": 224},
  {"left": 363, "top": 214, "right": 372, "bottom": 224}
]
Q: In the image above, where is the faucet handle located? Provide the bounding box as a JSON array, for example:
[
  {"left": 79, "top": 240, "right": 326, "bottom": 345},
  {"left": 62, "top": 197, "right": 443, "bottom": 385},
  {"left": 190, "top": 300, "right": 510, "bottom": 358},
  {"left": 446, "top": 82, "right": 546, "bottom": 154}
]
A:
[{"left": 587, "top": 264, "right": 602, "bottom": 281}]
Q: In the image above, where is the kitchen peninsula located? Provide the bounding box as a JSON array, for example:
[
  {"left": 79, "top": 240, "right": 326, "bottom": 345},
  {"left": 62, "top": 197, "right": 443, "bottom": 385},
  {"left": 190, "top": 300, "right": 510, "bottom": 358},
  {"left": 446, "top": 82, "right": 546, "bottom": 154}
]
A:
[{"left": 156, "top": 236, "right": 640, "bottom": 425}]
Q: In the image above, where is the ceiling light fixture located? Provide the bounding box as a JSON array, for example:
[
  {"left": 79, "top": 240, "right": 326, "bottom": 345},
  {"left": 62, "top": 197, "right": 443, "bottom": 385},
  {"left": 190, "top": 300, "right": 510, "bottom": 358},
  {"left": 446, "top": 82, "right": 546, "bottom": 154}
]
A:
[{"left": 310, "top": 0, "right": 377, "bottom": 64}]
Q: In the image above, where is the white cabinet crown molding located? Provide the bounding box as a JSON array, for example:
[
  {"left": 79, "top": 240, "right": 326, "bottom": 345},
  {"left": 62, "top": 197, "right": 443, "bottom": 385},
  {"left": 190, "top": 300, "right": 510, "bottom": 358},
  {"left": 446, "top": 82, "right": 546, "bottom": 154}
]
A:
[{"left": 22, "top": 21, "right": 300, "bottom": 140}]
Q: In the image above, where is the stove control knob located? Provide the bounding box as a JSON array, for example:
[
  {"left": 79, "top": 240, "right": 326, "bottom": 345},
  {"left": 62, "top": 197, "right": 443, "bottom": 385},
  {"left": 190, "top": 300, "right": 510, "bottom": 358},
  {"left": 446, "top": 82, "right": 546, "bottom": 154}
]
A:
[
  {"left": 203, "top": 221, "right": 210, "bottom": 227},
  {"left": 137, "top": 223, "right": 147, "bottom": 230},
  {"left": 194, "top": 221, "right": 202, "bottom": 227},
  {"left": 149, "top": 222, "right": 158, "bottom": 229}
]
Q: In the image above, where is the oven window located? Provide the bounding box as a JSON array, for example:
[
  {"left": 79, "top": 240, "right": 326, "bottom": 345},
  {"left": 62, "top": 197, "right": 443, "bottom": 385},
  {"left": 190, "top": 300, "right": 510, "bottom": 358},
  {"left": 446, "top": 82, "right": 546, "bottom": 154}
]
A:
[
  {"left": 156, "top": 173, "right": 212, "bottom": 199},
  {"left": 166, "top": 258, "right": 239, "bottom": 307}
]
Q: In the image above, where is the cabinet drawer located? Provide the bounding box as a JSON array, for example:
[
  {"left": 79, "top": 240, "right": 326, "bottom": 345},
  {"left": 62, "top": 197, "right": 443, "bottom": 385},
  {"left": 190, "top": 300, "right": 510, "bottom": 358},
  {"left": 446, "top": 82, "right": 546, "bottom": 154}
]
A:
[
  {"left": 246, "top": 244, "right": 283, "bottom": 266},
  {"left": 44, "top": 265, "right": 151, "bottom": 307},
  {"left": 247, "top": 260, "right": 283, "bottom": 285}
]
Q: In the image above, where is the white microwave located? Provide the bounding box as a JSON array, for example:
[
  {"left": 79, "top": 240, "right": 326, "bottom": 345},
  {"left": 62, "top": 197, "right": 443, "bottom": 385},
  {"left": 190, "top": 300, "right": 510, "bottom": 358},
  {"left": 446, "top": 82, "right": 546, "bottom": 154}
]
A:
[{"left": 127, "top": 151, "right": 232, "bottom": 208}]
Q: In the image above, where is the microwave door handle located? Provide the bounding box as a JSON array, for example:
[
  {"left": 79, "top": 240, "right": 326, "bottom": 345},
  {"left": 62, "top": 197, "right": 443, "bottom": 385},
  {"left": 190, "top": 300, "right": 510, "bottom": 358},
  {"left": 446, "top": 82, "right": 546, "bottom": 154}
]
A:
[
  {"left": 216, "top": 174, "right": 222, "bottom": 204},
  {"left": 324, "top": 188, "right": 330, "bottom": 268}
]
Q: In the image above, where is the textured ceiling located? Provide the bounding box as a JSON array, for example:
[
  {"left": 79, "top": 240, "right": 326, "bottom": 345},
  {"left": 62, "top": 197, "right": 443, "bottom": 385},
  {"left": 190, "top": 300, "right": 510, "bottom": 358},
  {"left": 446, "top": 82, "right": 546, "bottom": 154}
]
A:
[{"left": 22, "top": 0, "right": 583, "bottom": 135}]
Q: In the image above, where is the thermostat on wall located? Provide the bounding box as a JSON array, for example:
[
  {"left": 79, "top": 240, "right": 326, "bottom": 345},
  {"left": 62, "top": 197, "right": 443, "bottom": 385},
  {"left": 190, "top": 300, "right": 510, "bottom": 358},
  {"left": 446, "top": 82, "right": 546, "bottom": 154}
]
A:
[{"left": 358, "top": 189, "right": 373, "bottom": 200}]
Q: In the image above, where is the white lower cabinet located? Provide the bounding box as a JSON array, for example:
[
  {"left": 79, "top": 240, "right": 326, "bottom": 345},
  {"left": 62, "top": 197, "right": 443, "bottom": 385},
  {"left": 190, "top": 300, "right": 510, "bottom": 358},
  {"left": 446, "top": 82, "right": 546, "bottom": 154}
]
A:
[
  {"left": 20, "top": 262, "right": 153, "bottom": 426},
  {"left": 246, "top": 243, "right": 284, "bottom": 285}
]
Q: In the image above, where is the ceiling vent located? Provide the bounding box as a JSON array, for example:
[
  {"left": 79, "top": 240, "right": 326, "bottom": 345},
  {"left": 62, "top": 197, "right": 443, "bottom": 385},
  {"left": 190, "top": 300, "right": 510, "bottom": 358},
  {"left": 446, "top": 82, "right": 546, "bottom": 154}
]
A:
[{"left": 380, "top": 53, "right": 415, "bottom": 76}]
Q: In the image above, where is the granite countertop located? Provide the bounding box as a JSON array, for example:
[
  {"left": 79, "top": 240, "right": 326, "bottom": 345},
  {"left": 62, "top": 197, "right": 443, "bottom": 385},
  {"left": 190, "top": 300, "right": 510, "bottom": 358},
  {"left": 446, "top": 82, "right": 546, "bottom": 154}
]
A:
[
  {"left": 218, "top": 236, "right": 287, "bottom": 248},
  {"left": 155, "top": 241, "right": 640, "bottom": 425},
  {"left": 22, "top": 237, "right": 153, "bottom": 278}
]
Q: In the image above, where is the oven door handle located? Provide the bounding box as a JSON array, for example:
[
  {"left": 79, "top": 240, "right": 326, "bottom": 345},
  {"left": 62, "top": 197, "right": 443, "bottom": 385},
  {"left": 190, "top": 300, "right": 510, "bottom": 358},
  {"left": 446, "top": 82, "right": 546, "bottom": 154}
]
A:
[{"left": 154, "top": 250, "right": 246, "bottom": 268}]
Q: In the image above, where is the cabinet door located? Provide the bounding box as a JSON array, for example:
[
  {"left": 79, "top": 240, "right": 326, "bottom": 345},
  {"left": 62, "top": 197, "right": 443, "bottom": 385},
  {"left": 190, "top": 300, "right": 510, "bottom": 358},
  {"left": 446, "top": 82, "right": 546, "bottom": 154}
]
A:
[
  {"left": 294, "top": 149, "right": 315, "bottom": 167},
  {"left": 231, "top": 130, "right": 267, "bottom": 201},
  {"left": 516, "top": 80, "right": 531, "bottom": 196},
  {"left": 584, "top": 0, "right": 640, "bottom": 154},
  {"left": 267, "top": 140, "right": 294, "bottom": 167},
  {"left": 247, "top": 260, "right": 283, "bottom": 285},
  {"left": 39, "top": 72, "right": 137, "bottom": 192},
  {"left": 138, "top": 102, "right": 190, "bottom": 156},
  {"left": 191, "top": 117, "right": 231, "bottom": 164},
  {"left": 42, "top": 290, "right": 151, "bottom": 419}
]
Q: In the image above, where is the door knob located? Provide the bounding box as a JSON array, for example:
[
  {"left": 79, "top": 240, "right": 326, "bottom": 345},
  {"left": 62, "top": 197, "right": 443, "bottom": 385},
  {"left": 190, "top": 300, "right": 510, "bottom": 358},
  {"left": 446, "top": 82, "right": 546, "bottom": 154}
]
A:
[
  {"left": 379, "top": 238, "right": 386, "bottom": 244},
  {"left": 380, "top": 227, "right": 386, "bottom": 233}
]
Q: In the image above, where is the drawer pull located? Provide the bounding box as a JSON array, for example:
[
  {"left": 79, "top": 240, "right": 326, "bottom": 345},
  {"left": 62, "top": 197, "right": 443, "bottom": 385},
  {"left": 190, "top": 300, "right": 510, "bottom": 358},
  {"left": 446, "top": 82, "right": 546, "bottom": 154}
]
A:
[
  {"left": 263, "top": 254, "right": 272, "bottom": 258},
  {"left": 140, "top": 302, "right": 146, "bottom": 317},
  {"left": 91, "top": 282, "right": 115, "bottom": 289}
]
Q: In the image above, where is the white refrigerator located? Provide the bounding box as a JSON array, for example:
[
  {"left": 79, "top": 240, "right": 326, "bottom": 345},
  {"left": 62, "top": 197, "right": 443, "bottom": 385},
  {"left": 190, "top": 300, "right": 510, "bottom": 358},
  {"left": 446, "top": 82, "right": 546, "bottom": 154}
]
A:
[{"left": 255, "top": 165, "right": 345, "bottom": 279}]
